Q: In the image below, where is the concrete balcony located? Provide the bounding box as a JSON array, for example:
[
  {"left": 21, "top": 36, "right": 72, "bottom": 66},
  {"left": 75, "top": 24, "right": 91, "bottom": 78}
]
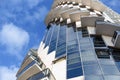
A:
[
  {"left": 17, "top": 62, "right": 42, "bottom": 80},
  {"left": 96, "top": 21, "right": 120, "bottom": 36},
  {"left": 16, "top": 56, "right": 35, "bottom": 76},
  {"left": 27, "top": 68, "right": 56, "bottom": 80},
  {"left": 17, "top": 49, "right": 38, "bottom": 76},
  {"left": 81, "top": 16, "right": 104, "bottom": 27}
]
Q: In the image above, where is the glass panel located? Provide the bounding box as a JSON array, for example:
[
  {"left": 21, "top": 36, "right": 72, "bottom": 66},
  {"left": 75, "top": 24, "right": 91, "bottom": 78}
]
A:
[
  {"left": 85, "top": 75, "right": 103, "bottom": 80},
  {"left": 101, "top": 65, "right": 120, "bottom": 75},
  {"left": 67, "top": 63, "right": 81, "bottom": 70},
  {"left": 80, "top": 48, "right": 95, "bottom": 56},
  {"left": 67, "top": 27, "right": 77, "bottom": 41},
  {"left": 99, "top": 59, "right": 115, "bottom": 65},
  {"left": 67, "top": 67, "right": 83, "bottom": 79},
  {"left": 77, "top": 30, "right": 82, "bottom": 39},
  {"left": 82, "top": 55, "right": 97, "bottom": 65},
  {"left": 104, "top": 75, "right": 120, "bottom": 80},
  {"left": 67, "top": 53, "right": 80, "bottom": 60},
  {"left": 67, "top": 57, "right": 81, "bottom": 65},
  {"left": 84, "top": 64, "right": 102, "bottom": 75}
]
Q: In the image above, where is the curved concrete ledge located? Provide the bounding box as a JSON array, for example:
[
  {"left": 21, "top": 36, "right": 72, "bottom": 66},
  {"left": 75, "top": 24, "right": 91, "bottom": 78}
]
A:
[
  {"left": 61, "top": 8, "right": 80, "bottom": 19},
  {"left": 45, "top": 0, "right": 106, "bottom": 26},
  {"left": 82, "top": 0, "right": 91, "bottom": 6},
  {"left": 91, "top": 0, "right": 105, "bottom": 11},
  {"left": 70, "top": 11, "right": 90, "bottom": 22},
  {"left": 45, "top": 6, "right": 70, "bottom": 25}
]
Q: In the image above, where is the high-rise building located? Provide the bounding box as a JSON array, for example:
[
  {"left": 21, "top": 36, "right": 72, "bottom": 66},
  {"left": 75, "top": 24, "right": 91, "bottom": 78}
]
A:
[{"left": 16, "top": 0, "right": 120, "bottom": 80}]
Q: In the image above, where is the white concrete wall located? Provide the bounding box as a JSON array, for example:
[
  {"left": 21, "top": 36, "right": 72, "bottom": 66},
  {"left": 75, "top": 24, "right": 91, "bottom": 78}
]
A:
[{"left": 52, "top": 59, "right": 66, "bottom": 80}]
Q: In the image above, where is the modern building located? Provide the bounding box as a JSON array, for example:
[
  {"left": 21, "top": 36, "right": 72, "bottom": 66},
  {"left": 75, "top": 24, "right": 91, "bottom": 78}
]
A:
[{"left": 16, "top": 0, "right": 120, "bottom": 80}]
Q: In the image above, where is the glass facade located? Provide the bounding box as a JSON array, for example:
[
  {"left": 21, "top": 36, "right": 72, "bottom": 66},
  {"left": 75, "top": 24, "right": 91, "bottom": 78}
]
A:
[{"left": 41, "top": 23, "right": 120, "bottom": 80}]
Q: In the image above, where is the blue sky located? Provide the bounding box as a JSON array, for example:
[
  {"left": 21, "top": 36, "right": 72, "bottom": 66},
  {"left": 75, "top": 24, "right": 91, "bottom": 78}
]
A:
[{"left": 0, "top": 0, "right": 119, "bottom": 80}]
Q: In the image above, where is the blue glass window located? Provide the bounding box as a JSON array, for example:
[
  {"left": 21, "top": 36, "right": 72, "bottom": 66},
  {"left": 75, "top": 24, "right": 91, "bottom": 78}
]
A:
[
  {"left": 48, "top": 25, "right": 60, "bottom": 53},
  {"left": 43, "top": 30, "right": 48, "bottom": 43},
  {"left": 101, "top": 65, "right": 120, "bottom": 75},
  {"left": 67, "top": 67, "right": 83, "bottom": 79},
  {"left": 104, "top": 75, "right": 120, "bottom": 80},
  {"left": 56, "top": 25, "right": 66, "bottom": 58},
  {"left": 84, "top": 64, "right": 102, "bottom": 75},
  {"left": 85, "top": 75, "right": 104, "bottom": 80},
  {"left": 44, "top": 26, "right": 54, "bottom": 48}
]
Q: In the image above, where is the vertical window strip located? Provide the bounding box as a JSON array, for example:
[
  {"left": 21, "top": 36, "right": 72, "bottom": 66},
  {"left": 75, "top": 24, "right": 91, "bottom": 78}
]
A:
[
  {"left": 43, "top": 30, "right": 48, "bottom": 43},
  {"left": 55, "top": 25, "right": 66, "bottom": 58},
  {"left": 44, "top": 26, "right": 54, "bottom": 48},
  {"left": 67, "top": 27, "right": 83, "bottom": 79},
  {"left": 48, "top": 24, "right": 60, "bottom": 54},
  {"left": 77, "top": 28, "right": 104, "bottom": 79}
]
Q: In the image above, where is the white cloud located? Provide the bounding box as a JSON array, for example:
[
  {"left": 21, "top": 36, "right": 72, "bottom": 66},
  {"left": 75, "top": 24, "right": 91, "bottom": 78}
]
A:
[
  {"left": 0, "top": 23, "right": 29, "bottom": 59},
  {"left": 0, "top": 65, "right": 18, "bottom": 80}
]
